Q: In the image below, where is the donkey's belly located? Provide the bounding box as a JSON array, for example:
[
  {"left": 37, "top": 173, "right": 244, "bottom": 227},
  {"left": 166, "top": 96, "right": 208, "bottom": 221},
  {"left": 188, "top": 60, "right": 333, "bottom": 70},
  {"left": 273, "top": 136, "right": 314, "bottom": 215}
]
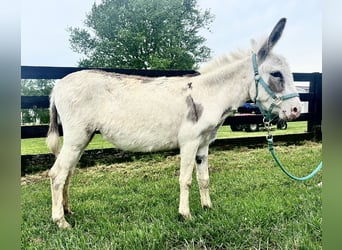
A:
[{"left": 100, "top": 125, "right": 180, "bottom": 152}]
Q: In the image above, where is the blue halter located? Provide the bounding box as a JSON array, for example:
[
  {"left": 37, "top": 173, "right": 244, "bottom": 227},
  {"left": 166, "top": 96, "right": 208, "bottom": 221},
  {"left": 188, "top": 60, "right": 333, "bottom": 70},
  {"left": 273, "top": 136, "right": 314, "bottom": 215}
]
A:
[{"left": 252, "top": 53, "right": 299, "bottom": 122}]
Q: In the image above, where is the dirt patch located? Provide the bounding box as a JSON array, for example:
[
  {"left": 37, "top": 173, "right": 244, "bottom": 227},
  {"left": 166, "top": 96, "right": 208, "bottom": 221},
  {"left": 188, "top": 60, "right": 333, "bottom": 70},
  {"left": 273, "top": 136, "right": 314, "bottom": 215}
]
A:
[{"left": 21, "top": 170, "right": 49, "bottom": 186}]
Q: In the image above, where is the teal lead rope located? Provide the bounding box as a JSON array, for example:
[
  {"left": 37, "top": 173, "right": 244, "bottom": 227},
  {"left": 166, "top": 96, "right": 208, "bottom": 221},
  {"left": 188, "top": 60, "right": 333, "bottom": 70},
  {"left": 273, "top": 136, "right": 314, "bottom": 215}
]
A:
[{"left": 265, "top": 122, "right": 322, "bottom": 181}]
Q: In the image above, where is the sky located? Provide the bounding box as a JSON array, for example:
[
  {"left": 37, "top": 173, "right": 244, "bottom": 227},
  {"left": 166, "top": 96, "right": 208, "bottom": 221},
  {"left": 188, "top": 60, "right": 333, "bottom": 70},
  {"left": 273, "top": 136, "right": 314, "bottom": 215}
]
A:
[{"left": 21, "top": 0, "right": 322, "bottom": 72}]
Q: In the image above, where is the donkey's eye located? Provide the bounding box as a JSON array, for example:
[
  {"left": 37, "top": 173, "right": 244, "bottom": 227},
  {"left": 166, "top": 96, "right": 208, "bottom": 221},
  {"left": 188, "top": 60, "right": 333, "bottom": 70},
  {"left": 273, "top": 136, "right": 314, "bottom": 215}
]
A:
[
  {"left": 268, "top": 71, "right": 285, "bottom": 92},
  {"left": 270, "top": 71, "right": 283, "bottom": 78}
]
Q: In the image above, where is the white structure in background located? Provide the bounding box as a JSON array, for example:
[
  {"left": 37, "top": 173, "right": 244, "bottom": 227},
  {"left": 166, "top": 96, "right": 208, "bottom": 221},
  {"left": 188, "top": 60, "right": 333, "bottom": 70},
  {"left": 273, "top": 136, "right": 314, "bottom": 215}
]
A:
[{"left": 296, "top": 82, "right": 309, "bottom": 113}]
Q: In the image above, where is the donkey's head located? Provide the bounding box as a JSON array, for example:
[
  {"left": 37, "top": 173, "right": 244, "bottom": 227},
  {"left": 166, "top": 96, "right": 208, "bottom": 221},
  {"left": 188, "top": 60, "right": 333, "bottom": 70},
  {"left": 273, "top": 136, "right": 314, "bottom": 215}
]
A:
[{"left": 250, "top": 18, "right": 301, "bottom": 121}]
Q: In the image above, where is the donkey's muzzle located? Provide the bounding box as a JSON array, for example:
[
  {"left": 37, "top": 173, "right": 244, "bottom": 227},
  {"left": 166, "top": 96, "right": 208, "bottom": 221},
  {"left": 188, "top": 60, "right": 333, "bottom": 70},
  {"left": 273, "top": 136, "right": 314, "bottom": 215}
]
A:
[{"left": 283, "top": 105, "right": 301, "bottom": 121}]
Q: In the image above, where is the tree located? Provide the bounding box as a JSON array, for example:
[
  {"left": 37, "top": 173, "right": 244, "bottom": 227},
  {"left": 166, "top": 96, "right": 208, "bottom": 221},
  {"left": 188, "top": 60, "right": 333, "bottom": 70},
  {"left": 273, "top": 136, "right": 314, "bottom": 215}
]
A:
[
  {"left": 21, "top": 79, "right": 55, "bottom": 124},
  {"left": 68, "top": 0, "right": 214, "bottom": 70},
  {"left": 21, "top": 79, "right": 55, "bottom": 96}
]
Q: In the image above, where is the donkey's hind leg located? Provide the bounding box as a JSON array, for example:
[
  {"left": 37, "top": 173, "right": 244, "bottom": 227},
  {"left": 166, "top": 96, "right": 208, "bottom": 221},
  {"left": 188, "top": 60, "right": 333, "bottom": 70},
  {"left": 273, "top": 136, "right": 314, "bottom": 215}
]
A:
[
  {"left": 195, "top": 145, "right": 212, "bottom": 209},
  {"left": 49, "top": 130, "right": 94, "bottom": 229},
  {"left": 62, "top": 168, "right": 74, "bottom": 215},
  {"left": 49, "top": 146, "right": 83, "bottom": 229}
]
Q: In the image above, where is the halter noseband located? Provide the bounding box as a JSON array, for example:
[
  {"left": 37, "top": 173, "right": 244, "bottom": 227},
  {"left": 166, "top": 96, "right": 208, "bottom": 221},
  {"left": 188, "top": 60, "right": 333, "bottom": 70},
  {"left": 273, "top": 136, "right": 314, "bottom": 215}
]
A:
[{"left": 252, "top": 53, "right": 299, "bottom": 122}]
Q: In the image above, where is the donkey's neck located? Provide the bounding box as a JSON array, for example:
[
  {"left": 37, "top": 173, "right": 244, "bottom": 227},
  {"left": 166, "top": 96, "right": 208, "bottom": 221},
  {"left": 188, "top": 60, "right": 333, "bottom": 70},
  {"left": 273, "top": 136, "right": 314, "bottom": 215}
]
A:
[{"left": 198, "top": 56, "right": 254, "bottom": 111}]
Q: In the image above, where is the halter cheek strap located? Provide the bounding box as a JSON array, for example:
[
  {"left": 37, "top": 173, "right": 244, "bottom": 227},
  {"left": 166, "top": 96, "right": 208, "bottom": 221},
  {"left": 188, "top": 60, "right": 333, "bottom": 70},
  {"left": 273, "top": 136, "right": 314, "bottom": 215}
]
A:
[{"left": 252, "top": 53, "right": 299, "bottom": 122}]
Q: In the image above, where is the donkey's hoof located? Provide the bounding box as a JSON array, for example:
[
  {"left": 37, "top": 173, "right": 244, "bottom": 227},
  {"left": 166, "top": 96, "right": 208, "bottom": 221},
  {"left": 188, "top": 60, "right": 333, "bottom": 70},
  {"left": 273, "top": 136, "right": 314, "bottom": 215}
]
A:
[
  {"left": 201, "top": 201, "right": 213, "bottom": 209},
  {"left": 64, "top": 208, "right": 74, "bottom": 215},
  {"left": 55, "top": 218, "right": 72, "bottom": 229},
  {"left": 178, "top": 212, "right": 192, "bottom": 221},
  {"left": 202, "top": 204, "right": 213, "bottom": 210}
]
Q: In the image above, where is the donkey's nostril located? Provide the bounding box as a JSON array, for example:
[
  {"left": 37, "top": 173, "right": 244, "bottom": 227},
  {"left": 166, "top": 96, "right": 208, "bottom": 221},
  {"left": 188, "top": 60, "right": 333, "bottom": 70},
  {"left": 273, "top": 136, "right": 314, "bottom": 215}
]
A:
[{"left": 292, "top": 107, "right": 298, "bottom": 113}]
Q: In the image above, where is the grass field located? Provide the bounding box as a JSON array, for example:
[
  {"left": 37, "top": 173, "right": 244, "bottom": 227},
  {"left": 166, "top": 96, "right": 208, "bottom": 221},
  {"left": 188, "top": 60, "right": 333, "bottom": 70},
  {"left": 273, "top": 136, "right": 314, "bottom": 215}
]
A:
[
  {"left": 21, "top": 121, "right": 308, "bottom": 155},
  {"left": 21, "top": 138, "right": 322, "bottom": 249}
]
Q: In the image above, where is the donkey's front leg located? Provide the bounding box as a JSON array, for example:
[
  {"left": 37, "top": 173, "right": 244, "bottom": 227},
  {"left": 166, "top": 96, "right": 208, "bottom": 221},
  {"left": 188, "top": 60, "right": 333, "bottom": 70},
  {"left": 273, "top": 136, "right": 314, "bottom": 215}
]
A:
[
  {"left": 178, "top": 141, "right": 199, "bottom": 219},
  {"left": 195, "top": 145, "right": 212, "bottom": 209}
]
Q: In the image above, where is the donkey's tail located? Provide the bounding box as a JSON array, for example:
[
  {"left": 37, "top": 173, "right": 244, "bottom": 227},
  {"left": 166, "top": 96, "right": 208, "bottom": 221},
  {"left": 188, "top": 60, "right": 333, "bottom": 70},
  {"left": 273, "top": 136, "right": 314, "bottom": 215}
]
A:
[{"left": 46, "top": 95, "right": 60, "bottom": 156}]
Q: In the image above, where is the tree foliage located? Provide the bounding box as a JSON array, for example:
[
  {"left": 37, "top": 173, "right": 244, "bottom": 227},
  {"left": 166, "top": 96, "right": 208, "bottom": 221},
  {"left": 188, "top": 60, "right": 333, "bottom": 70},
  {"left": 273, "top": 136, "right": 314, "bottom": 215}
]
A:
[
  {"left": 21, "top": 79, "right": 55, "bottom": 124},
  {"left": 69, "top": 0, "right": 214, "bottom": 70},
  {"left": 21, "top": 79, "right": 55, "bottom": 96}
]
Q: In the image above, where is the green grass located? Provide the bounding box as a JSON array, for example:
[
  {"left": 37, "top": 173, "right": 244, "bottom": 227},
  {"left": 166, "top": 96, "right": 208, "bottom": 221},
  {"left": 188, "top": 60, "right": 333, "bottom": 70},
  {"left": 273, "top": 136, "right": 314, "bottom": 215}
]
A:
[
  {"left": 21, "top": 122, "right": 308, "bottom": 155},
  {"left": 216, "top": 121, "right": 308, "bottom": 138},
  {"left": 21, "top": 141, "right": 322, "bottom": 249},
  {"left": 21, "top": 135, "right": 114, "bottom": 155}
]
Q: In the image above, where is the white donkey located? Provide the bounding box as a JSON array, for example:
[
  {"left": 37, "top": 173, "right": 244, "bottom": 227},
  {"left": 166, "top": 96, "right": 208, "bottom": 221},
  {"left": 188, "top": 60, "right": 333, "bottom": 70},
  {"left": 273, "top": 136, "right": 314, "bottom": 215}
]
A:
[{"left": 47, "top": 18, "right": 301, "bottom": 229}]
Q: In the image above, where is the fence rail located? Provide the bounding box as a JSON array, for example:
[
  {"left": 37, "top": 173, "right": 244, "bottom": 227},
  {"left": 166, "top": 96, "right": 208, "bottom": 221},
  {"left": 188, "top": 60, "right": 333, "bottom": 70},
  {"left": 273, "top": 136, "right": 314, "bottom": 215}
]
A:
[{"left": 21, "top": 65, "right": 199, "bottom": 79}]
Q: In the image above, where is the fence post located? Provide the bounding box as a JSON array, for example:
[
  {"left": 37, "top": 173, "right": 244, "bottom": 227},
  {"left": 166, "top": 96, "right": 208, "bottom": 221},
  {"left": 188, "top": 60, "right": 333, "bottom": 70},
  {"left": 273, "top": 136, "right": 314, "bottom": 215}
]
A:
[{"left": 307, "top": 72, "right": 322, "bottom": 141}]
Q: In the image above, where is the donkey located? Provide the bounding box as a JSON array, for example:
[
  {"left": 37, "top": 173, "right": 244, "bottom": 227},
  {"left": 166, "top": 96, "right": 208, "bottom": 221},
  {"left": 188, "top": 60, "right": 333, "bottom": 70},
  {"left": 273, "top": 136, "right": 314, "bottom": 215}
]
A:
[{"left": 47, "top": 18, "right": 301, "bottom": 229}]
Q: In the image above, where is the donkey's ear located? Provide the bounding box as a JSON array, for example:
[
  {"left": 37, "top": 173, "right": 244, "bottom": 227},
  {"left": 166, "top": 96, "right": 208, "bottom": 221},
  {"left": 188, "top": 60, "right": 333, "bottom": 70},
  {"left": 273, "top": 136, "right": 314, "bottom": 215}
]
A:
[{"left": 257, "top": 18, "right": 287, "bottom": 63}]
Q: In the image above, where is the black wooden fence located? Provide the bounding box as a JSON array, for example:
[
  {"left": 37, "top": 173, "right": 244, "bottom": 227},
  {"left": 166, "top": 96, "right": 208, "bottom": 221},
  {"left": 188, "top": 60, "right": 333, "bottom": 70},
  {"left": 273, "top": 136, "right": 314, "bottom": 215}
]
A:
[{"left": 21, "top": 66, "right": 322, "bottom": 175}]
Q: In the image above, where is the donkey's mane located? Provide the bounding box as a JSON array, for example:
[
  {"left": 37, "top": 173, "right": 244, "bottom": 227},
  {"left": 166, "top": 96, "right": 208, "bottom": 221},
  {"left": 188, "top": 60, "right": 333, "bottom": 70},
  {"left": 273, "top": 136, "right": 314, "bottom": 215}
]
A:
[{"left": 199, "top": 48, "right": 251, "bottom": 74}]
